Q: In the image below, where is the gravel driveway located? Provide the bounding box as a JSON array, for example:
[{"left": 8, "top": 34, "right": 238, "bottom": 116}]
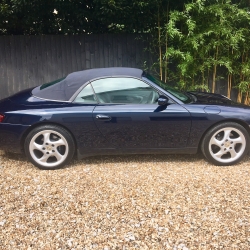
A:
[{"left": 0, "top": 150, "right": 250, "bottom": 249}]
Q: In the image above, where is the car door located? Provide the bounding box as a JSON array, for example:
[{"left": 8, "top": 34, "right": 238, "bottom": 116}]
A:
[
  {"left": 70, "top": 84, "right": 111, "bottom": 155},
  {"left": 91, "top": 77, "right": 192, "bottom": 149}
]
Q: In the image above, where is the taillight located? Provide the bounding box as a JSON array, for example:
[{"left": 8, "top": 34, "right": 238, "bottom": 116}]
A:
[{"left": 0, "top": 114, "right": 5, "bottom": 123}]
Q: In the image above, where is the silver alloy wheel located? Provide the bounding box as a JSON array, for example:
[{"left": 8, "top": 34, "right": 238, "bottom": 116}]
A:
[
  {"left": 208, "top": 127, "right": 246, "bottom": 164},
  {"left": 29, "top": 129, "right": 69, "bottom": 168}
]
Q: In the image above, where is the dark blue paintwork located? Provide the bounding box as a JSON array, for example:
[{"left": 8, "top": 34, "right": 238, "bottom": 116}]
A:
[
  {"left": 93, "top": 104, "right": 191, "bottom": 148},
  {"left": 1, "top": 79, "right": 250, "bottom": 160}
]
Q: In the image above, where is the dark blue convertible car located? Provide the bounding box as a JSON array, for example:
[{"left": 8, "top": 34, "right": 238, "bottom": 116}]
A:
[{"left": 0, "top": 67, "right": 250, "bottom": 169}]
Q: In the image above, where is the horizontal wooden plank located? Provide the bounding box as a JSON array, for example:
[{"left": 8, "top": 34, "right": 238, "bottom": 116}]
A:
[{"left": 0, "top": 34, "right": 152, "bottom": 99}]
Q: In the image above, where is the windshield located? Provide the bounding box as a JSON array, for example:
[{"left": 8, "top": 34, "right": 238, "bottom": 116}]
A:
[{"left": 143, "top": 73, "right": 192, "bottom": 104}]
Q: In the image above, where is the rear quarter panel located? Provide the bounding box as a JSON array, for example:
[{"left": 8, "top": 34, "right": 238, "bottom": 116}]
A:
[{"left": 0, "top": 100, "right": 105, "bottom": 153}]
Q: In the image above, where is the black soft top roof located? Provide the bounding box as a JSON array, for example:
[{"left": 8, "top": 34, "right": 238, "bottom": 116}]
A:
[{"left": 32, "top": 67, "right": 143, "bottom": 101}]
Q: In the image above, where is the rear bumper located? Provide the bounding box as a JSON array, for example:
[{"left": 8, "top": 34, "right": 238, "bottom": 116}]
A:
[{"left": 0, "top": 123, "right": 30, "bottom": 153}]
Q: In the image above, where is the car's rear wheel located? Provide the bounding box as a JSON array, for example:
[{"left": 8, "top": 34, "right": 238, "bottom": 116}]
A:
[
  {"left": 201, "top": 122, "right": 249, "bottom": 166},
  {"left": 24, "top": 125, "right": 75, "bottom": 170}
]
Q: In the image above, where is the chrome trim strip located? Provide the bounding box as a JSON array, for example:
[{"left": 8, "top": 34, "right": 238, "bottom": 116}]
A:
[{"left": 32, "top": 96, "right": 71, "bottom": 103}]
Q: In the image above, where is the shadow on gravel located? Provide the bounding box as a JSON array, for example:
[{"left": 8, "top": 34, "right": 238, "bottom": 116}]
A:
[
  {"left": 1, "top": 151, "right": 27, "bottom": 162},
  {"left": 1, "top": 151, "right": 205, "bottom": 166},
  {"left": 1, "top": 151, "right": 250, "bottom": 169},
  {"left": 78, "top": 153, "right": 205, "bottom": 166}
]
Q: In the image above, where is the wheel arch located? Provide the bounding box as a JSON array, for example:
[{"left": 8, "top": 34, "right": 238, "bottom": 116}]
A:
[
  {"left": 198, "top": 118, "right": 250, "bottom": 151},
  {"left": 20, "top": 122, "right": 78, "bottom": 154}
]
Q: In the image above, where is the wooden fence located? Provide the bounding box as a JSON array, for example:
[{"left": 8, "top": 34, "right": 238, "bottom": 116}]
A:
[{"left": 0, "top": 34, "right": 152, "bottom": 99}]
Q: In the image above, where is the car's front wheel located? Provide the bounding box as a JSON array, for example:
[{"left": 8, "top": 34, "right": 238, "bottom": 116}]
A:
[
  {"left": 24, "top": 125, "right": 75, "bottom": 170},
  {"left": 201, "top": 122, "right": 249, "bottom": 166}
]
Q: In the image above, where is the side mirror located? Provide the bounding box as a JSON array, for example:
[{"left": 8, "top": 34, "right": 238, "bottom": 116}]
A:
[{"left": 158, "top": 95, "right": 169, "bottom": 106}]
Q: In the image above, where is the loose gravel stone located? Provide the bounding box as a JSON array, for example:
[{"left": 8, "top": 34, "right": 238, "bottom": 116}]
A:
[{"left": 0, "top": 150, "right": 250, "bottom": 249}]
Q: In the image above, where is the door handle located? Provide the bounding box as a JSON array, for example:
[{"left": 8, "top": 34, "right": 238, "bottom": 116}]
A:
[{"left": 96, "top": 114, "right": 111, "bottom": 121}]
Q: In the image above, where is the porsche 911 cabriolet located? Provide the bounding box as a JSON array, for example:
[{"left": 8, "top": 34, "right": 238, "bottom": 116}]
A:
[{"left": 0, "top": 67, "right": 249, "bottom": 169}]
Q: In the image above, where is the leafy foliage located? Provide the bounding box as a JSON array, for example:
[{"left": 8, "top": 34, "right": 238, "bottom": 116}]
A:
[
  {"left": 152, "top": 0, "right": 250, "bottom": 103},
  {"left": 0, "top": 0, "right": 192, "bottom": 35},
  {"left": 0, "top": 0, "right": 99, "bottom": 35},
  {"left": 0, "top": 0, "right": 168, "bottom": 35},
  {"left": 1, "top": 0, "right": 250, "bottom": 102}
]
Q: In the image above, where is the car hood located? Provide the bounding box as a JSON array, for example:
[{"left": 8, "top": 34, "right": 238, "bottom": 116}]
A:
[{"left": 188, "top": 91, "right": 250, "bottom": 108}]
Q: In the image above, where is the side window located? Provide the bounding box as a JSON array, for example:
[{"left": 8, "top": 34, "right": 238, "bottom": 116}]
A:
[
  {"left": 73, "top": 84, "right": 97, "bottom": 104},
  {"left": 91, "top": 77, "right": 159, "bottom": 104}
]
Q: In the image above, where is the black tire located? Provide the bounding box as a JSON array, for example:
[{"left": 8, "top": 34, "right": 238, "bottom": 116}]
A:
[
  {"left": 24, "top": 125, "right": 75, "bottom": 170},
  {"left": 201, "top": 122, "right": 249, "bottom": 166}
]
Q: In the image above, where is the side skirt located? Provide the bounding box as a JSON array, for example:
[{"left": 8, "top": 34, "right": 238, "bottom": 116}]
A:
[{"left": 77, "top": 147, "right": 198, "bottom": 160}]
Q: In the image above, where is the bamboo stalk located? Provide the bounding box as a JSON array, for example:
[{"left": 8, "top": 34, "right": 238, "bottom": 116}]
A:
[
  {"left": 202, "top": 66, "right": 205, "bottom": 87},
  {"left": 244, "top": 91, "right": 249, "bottom": 105},
  {"left": 158, "top": 5, "right": 162, "bottom": 81},
  {"left": 227, "top": 74, "right": 232, "bottom": 99},
  {"left": 237, "top": 91, "right": 242, "bottom": 103},
  {"left": 245, "top": 51, "right": 250, "bottom": 105},
  {"left": 227, "top": 48, "right": 233, "bottom": 99},
  {"left": 238, "top": 54, "right": 245, "bottom": 103},
  {"left": 212, "top": 65, "right": 217, "bottom": 93},
  {"left": 164, "top": 2, "right": 169, "bottom": 83},
  {"left": 207, "top": 68, "right": 209, "bottom": 90},
  {"left": 212, "top": 46, "right": 218, "bottom": 93}
]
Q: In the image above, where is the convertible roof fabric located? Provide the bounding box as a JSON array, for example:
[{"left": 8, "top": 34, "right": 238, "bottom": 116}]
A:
[{"left": 32, "top": 67, "right": 143, "bottom": 101}]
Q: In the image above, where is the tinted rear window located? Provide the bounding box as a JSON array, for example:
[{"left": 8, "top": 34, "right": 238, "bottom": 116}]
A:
[{"left": 39, "top": 77, "right": 66, "bottom": 90}]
